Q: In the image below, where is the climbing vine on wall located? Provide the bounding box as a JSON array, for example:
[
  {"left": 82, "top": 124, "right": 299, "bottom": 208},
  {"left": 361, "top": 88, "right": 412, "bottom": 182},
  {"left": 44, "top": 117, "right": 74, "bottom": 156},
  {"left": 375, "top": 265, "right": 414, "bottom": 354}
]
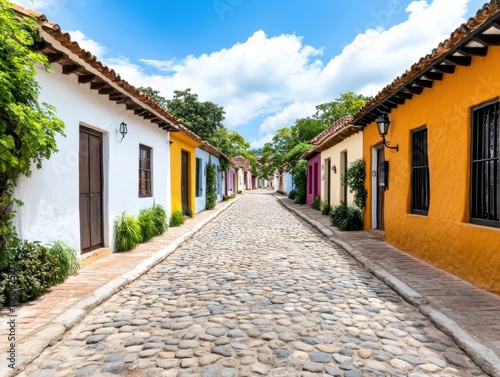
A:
[
  {"left": 342, "top": 159, "right": 367, "bottom": 210},
  {"left": 205, "top": 159, "right": 217, "bottom": 210}
]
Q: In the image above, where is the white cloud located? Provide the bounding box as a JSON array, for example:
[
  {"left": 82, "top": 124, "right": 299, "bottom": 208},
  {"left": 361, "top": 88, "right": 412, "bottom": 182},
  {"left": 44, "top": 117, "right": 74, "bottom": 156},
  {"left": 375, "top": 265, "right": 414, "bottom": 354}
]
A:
[
  {"left": 250, "top": 133, "right": 275, "bottom": 149},
  {"left": 33, "top": 0, "right": 474, "bottom": 146},
  {"left": 67, "top": 30, "right": 107, "bottom": 58}
]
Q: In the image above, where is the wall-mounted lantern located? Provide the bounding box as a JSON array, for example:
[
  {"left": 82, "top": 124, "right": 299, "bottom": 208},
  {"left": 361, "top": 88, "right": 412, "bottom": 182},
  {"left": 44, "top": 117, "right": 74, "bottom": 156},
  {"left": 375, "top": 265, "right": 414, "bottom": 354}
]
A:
[
  {"left": 376, "top": 113, "right": 398, "bottom": 152},
  {"left": 118, "top": 122, "right": 128, "bottom": 143},
  {"left": 332, "top": 165, "right": 337, "bottom": 174}
]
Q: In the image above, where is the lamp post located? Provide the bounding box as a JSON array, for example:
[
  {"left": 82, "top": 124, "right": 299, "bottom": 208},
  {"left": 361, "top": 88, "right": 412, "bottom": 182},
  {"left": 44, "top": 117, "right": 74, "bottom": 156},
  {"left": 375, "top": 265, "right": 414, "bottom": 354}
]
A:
[{"left": 376, "top": 113, "right": 398, "bottom": 151}]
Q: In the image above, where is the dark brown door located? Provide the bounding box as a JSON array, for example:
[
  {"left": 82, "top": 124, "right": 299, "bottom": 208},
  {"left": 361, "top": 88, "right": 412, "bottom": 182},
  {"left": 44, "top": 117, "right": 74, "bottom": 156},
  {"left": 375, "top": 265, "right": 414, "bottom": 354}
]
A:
[
  {"left": 79, "top": 127, "right": 103, "bottom": 252},
  {"left": 343, "top": 152, "right": 348, "bottom": 203},
  {"left": 181, "top": 150, "right": 189, "bottom": 214},
  {"left": 326, "top": 159, "right": 331, "bottom": 205},
  {"left": 376, "top": 148, "right": 385, "bottom": 230}
]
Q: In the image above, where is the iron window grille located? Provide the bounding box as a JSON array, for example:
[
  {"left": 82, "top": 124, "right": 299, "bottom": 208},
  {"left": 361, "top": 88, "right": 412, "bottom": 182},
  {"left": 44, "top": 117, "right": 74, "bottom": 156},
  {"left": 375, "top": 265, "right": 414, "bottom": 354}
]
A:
[
  {"left": 470, "top": 100, "right": 499, "bottom": 227},
  {"left": 411, "top": 126, "right": 430, "bottom": 215},
  {"left": 139, "top": 145, "right": 152, "bottom": 197}
]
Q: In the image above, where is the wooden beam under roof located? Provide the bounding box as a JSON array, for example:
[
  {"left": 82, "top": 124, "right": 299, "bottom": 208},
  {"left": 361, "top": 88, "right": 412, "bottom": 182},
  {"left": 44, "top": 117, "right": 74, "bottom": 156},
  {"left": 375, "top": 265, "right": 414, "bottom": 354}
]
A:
[
  {"left": 78, "top": 74, "right": 95, "bottom": 84},
  {"left": 62, "top": 64, "right": 80, "bottom": 74},
  {"left": 98, "top": 87, "right": 114, "bottom": 95},
  {"left": 444, "top": 55, "right": 472, "bottom": 66},
  {"left": 460, "top": 46, "right": 488, "bottom": 56},
  {"left": 405, "top": 84, "right": 424, "bottom": 95},
  {"left": 434, "top": 63, "right": 456, "bottom": 74},
  {"left": 90, "top": 81, "right": 106, "bottom": 90},
  {"left": 476, "top": 33, "right": 500, "bottom": 45},
  {"left": 414, "top": 79, "right": 433, "bottom": 88},
  {"left": 46, "top": 53, "right": 64, "bottom": 63},
  {"left": 423, "top": 71, "right": 443, "bottom": 81}
]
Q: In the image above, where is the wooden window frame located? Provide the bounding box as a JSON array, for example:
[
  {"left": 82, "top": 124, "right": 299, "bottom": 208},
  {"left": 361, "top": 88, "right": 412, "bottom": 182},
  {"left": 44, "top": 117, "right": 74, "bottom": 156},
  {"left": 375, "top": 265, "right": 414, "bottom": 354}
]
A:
[
  {"left": 139, "top": 144, "right": 152, "bottom": 197},
  {"left": 411, "top": 126, "right": 430, "bottom": 215},
  {"left": 470, "top": 99, "right": 500, "bottom": 228}
]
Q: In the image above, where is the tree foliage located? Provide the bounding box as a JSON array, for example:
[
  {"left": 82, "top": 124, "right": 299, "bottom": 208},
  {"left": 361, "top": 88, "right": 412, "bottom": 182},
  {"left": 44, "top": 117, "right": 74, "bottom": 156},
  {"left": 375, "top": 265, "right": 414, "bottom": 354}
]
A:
[
  {"left": 166, "top": 88, "right": 225, "bottom": 142},
  {"left": 138, "top": 86, "right": 168, "bottom": 109},
  {"left": 0, "top": 2, "right": 65, "bottom": 250},
  {"left": 205, "top": 159, "right": 217, "bottom": 210},
  {"left": 314, "top": 91, "right": 371, "bottom": 127}
]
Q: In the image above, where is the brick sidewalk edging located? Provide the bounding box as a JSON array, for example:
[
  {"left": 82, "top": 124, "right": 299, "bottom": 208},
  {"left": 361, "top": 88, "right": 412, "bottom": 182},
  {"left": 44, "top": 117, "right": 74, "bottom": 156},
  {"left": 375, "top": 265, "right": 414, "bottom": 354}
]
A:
[
  {"left": 275, "top": 195, "right": 500, "bottom": 377},
  {"left": 2, "top": 196, "right": 242, "bottom": 377}
]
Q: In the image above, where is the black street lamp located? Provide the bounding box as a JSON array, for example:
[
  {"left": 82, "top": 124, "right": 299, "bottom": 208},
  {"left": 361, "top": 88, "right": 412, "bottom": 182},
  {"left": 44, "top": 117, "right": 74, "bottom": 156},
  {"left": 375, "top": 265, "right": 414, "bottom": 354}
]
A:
[{"left": 376, "top": 113, "right": 398, "bottom": 152}]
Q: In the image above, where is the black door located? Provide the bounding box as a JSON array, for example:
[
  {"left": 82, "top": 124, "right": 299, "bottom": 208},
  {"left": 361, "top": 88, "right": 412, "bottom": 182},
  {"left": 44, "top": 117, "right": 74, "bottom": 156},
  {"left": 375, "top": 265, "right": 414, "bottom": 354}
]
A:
[
  {"left": 376, "top": 148, "right": 385, "bottom": 230},
  {"left": 326, "top": 159, "right": 331, "bottom": 205},
  {"left": 79, "top": 127, "right": 103, "bottom": 252}
]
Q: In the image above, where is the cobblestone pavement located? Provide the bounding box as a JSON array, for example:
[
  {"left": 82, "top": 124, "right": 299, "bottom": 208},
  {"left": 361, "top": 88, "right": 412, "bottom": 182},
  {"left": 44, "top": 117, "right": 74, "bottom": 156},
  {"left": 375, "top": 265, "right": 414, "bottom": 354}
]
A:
[{"left": 20, "top": 192, "right": 487, "bottom": 377}]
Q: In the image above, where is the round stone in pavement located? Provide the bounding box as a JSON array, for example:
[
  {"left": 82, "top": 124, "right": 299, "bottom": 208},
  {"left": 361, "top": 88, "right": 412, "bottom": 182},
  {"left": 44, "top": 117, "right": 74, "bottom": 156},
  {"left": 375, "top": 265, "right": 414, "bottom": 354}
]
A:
[{"left": 269, "top": 367, "right": 300, "bottom": 376}]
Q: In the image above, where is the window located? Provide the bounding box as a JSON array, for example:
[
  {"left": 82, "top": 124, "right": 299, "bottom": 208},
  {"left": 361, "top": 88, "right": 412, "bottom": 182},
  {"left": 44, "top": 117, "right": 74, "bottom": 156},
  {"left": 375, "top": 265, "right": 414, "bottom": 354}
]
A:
[
  {"left": 411, "top": 127, "right": 430, "bottom": 215},
  {"left": 139, "top": 145, "right": 152, "bottom": 197},
  {"left": 196, "top": 158, "right": 202, "bottom": 197},
  {"left": 308, "top": 165, "right": 313, "bottom": 194},
  {"left": 471, "top": 101, "right": 499, "bottom": 227}
]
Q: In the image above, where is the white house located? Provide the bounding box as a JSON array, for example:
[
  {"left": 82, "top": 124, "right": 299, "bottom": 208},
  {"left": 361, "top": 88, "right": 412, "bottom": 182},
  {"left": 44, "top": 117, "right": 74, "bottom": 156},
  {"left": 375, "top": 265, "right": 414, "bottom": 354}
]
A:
[
  {"left": 194, "top": 142, "right": 227, "bottom": 214},
  {"left": 12, "top": 6, "right": 180, "bottom": 257}
]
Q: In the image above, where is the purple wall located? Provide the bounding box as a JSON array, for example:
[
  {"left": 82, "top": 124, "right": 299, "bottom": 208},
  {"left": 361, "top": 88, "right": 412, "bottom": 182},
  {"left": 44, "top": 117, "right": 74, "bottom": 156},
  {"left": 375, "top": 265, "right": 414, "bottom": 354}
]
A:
[
  {"left": 306, "top": 154, "right": 321, "bottom": 205},
  {"left": 246, "top": 171, "right": 253, "bottom": 189}
]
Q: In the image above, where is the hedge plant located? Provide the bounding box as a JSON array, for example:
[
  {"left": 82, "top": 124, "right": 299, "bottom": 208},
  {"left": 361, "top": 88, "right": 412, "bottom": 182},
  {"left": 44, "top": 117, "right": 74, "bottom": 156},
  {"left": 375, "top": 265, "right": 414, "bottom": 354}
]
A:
[
  {"left": 342, "top": 159, "right": 367, "bottom": 210},
  {"left": 311, "top": 196, "right": 321, "bottom": 210},
  {"left": 169, "top": 209, "right": 185, "bottom": 227},
  {"left": 206, "top": 161, "right": 217, "bottom": 210},
  {"left": 0, "top": 240, "right": 79, "bottom": 306},
  {"left": 330, "top": 204, "right": 363, "bottom": 231},
  {"left": 114, "top": 212, "right": 142, "bottom": 251}
]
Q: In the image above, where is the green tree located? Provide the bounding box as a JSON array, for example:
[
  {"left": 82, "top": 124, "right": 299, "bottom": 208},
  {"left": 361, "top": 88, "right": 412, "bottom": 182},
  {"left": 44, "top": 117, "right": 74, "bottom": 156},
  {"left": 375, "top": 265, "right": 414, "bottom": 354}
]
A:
[
  {"left": 166, "top": 88, "right": 225, "bottom": 141},
  {"left": 138, "top": 86, "right": 168, "bottom": 109},
  {"left": 210, "top": 126, "right": 249, "bottom": 157},
  {"left": 292, "top": 160, "right": 308, "bottom": 204},
  {"left": 290, "top": 118, "right": 325, "bottom": 145},
  {"left": 0, "top": 1, "right": 65, "bottom": 250},
  {"left": 205, "top": 158, "right": 217, "bottom": 210},
  {"left": 314, "top": 91, "right": 371, "bottom": 126}
]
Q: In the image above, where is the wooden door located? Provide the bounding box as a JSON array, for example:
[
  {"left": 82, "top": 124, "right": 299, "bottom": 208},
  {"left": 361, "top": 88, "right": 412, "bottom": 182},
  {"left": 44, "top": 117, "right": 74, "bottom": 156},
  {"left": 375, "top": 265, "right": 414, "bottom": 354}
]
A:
[
  {"left": 326, "top": 159, "right": 331, "bottom": 205},
  {"left": 376, "top": 148, "right": 385, "bottom": 230},
  {"left": 343, "top": 152, "right": 348, "bottom": 203},
  {"left": 79, "top": 127, "right": 103, "bottom": 252},
  {"left": 181, "top": 150, "right": 189, "bottom": 214}
]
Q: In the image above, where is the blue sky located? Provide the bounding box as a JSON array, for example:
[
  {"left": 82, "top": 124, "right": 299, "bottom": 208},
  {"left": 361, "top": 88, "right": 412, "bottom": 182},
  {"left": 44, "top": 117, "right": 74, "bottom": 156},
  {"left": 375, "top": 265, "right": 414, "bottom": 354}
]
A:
[{"left": 18, "top": 0, "right": 487, "bottom": 147}]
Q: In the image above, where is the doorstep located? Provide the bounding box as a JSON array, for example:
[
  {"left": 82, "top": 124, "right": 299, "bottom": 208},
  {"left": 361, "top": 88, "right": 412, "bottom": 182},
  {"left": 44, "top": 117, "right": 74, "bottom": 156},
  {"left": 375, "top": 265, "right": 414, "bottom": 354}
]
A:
[{"left": 79, "top": 247, "right": 112, "bottom": 267}]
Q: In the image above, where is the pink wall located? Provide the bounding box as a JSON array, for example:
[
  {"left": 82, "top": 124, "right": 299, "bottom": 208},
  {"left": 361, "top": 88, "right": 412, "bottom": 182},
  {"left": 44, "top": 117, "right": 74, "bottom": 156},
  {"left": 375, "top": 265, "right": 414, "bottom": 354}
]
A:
[
  {"left": 246, "top": 171, "right": 252, "bottom": 189},
  {"left": 306, "top": 154, "right": 321, "bottom": 205}
]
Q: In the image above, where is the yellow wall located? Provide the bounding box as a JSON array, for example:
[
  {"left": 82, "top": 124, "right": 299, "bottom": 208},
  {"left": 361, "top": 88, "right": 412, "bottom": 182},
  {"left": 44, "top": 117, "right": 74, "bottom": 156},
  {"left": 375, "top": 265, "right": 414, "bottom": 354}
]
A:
[
  {"left": 169, "top": 132, "right": 201, "bottom": 216},
  {"left": 320, "top": 132, "right": 363, "bottom": 207},
  {"left": 363, "top": 46, "right": 500, "bottom": 295}
]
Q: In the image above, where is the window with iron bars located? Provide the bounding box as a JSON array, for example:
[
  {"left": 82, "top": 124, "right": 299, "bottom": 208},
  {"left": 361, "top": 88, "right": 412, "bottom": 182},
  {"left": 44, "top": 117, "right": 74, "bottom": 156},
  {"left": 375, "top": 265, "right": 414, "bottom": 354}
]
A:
[
  {"left": 411, "top": 126, "right": 430, "bottom": 215},
  {"left": 470, "top": 100, "right": 499, "bottom": 227}
]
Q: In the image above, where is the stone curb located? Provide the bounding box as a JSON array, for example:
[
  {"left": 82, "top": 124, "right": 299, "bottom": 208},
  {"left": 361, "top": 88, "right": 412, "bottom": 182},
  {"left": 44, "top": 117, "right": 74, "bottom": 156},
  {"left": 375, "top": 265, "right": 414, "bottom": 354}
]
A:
[
  {"left": 275, "top": 195, "right": 500, "bottom": 377},
  {"left": 6, "top": 196, "right": 242, "bottom": 377}
]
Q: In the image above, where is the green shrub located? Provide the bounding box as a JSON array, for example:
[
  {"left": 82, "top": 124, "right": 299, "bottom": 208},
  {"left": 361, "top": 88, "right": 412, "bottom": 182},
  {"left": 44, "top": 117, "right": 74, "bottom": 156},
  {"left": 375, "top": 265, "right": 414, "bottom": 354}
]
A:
[
  {"left": 150, "top": 203, "right": 168, "bottom": 235},
  {"left": 342, "top": 159, "right": 367, "bottom": 210},
  {"left": 330, "top": 204, "right": 363, "bottom": 231},
  {"left": 206, "top": 162, "right": 217, "bottom": 210},
  {"left": 0, "top": 239, "right": 79, "bottom": 305},
  {"left": 114, "top": 212, "right": 142, "bottom": 251},
  {"left": 288, "top": 190, "right": 296, "bottom": 200},
  {"left": 321, "top": 201, "right": 332, "bottom": 216},
  {"left": 292, "top": 160, "right": 307, "bottom": 204},
  {"left": 169, "top": 209, "right": 185, "bottom": 227},
  {"left": 138, "top": 208, "right": 156, "bottom": 242},
  {"left": 311, "top": 196, "right": 321, "bottom": 210}
]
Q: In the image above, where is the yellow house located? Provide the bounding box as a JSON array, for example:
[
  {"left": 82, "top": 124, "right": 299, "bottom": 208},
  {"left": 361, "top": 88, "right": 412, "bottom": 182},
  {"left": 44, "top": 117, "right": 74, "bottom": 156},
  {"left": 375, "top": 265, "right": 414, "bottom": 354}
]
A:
[
  {"left": 169, "top": 125, "right": 202, "bottom": 216},
  {"left": 303, "top": 116, "right": 363, "bottom": 208},
  {"left": 354, "top": 1, "right": 500, "bottom": 294}
]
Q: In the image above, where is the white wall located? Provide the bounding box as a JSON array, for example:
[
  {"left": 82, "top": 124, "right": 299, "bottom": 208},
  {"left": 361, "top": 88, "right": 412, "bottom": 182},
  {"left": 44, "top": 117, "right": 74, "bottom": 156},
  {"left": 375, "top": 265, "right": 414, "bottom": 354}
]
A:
[
  {"left": 195, "top": 149, "right": 221, "bottom": 213},
  {"left": 284, "top": 172, "right": 295, "bottom": 195},
  {"left": 13, "top": 64, "right": 171, "bottom": 254}
]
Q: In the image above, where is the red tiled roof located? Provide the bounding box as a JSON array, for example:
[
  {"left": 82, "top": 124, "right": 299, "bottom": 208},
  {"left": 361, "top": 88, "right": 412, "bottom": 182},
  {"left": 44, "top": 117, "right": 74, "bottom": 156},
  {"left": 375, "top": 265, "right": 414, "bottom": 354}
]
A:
[
  {"left": 354, "top": 0, "right": 500, "bottom": 126},
  {"left": 302, "top": 116, "right": 360, "bottom": 160}
]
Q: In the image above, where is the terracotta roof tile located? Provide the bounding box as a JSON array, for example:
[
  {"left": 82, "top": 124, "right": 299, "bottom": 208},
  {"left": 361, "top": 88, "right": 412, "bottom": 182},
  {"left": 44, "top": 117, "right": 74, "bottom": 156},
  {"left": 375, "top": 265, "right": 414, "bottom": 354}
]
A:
[{"left": 302, "top": 116, "right": 360, "bottom": 160}]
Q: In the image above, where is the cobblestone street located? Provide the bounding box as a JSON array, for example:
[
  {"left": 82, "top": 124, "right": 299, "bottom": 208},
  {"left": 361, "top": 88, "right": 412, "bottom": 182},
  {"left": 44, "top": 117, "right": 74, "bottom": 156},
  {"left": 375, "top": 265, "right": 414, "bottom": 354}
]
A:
[{"left": 20, "top": 192, "right": 487, "bottom": 377}]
